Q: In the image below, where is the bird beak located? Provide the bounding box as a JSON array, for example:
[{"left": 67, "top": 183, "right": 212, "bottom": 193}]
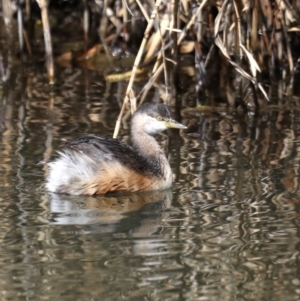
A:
[{"left": 164, "top": 119, "right": 187, "bottom": 129}]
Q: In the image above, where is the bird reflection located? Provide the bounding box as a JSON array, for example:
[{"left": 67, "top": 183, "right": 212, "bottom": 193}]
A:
[{"left": 48, "top": 189, "right": 172, "bottom": 225}]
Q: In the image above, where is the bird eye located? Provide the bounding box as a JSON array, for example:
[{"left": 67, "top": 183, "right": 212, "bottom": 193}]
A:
[{"left": 157, "top": 116, "right": 163, "bottom": 121}]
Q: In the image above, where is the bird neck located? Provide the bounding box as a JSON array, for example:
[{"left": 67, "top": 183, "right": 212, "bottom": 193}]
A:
[
  {"left": 131, "top": 128, "right": 162, "bottom": 159},
  {"left": 130, "top": 115, "right": 171, "bottom": 180},
  {"left": 131, "top": 128, "right": 172, "bottom": 180}
]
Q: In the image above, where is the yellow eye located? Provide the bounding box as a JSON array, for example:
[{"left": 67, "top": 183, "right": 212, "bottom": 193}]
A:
[{"left": 156, "top": 116, "right": 163, "bottom": 121}]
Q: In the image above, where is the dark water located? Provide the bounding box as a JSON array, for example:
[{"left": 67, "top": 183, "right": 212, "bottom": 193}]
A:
[{"left": 0, "top": 65, "right": 300, "bottom": 301}]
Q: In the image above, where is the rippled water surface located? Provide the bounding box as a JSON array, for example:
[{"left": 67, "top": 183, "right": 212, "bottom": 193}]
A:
[{"left": 0, "top": 66, "right": 300, "bottom": 301}]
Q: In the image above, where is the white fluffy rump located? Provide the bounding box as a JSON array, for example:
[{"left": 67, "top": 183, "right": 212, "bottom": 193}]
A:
[{"left": 46, "top": 150, "right": 98, "bottom": 195}]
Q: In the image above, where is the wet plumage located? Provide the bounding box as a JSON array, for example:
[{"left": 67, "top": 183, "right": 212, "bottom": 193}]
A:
[{"left": 46, "top": 103, "right": 186, "bottom": 195}]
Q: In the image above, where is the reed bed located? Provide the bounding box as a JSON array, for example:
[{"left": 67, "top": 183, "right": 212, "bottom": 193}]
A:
[{"left": 1, "top": 0, "right": 300, "bottom": 112}]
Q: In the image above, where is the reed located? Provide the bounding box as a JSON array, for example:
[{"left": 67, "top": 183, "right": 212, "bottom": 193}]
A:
[
  {"left": 37, "top": 0, "right": 55, "bottom": 84},
  {"left": 2, "top": 0, "right": 12, "bottom": 27},
  {"left": 0, "top": 0, "right": 300, "bottom": 108}
]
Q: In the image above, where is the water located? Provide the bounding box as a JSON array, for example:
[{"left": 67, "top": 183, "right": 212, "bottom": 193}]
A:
[{"left": 0, "top": 66, "right": 300, "bottom": 301}]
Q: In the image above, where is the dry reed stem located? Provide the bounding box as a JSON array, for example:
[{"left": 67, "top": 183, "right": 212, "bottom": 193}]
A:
[
  {"left": 144, "top": 15, "right": 169, "bottom": 62},
  {"left": 288, "top": 27, "right": 300, "bottom": 31},
  {"left": 0, "top": 52, "right": 8, "bottom": 82},
  {"left": 100, "top": 0, "right": 108, "bottom": 38},
  {"left": 113, "top": 0, "right": 162, "bottom": 138},
  {"left": 261, "top": 24, "right": 271, "bottom": 56},
  {"left": 216, "top": 35, "right": 269, "bottom": 100},
  {"left": 105, "top": 68, "right": 145, "bottom": 82},
  {"left": 23, "top": 29, "right": 32, "bottom": 56},
  {"left": 251, "top": 0, "right": 258, "bottom": 51},
  {"left": 155, "top": 12, "right": 169, "bottom": 91},
  {"left": 121, "top": 0, "right": 129, "bottom": 43},
  {"left": 171, "top": 0, "right": 178, "bottom": 57},
  {"left": 2, "top": 0, "right": 12, "bottom": 26},
  {"left": 37, "top": 0, "right": 55, "bottom": 83},
  {"left": 204, "top": 44, "right": 215, "bottom": 68},
  {"left": 191, "top": 25, "right": 202, "bottom": 58},
  {"left": 214, "top": 0, "right": 229, "bottom": 38},
  {"left": 26, "top": 0, "right": 31, "bottom": 21},
  {"left": 150, "top": 37, "right": 177, "bottom": 75},
  {"left": 196, "top": 8, "right": 202, "bottom": 45},
  {"left": 281, "top": 0, "right": 297, "bottom": 22},
  {"left": 233, "top": 0, "right": 242, "bottom": 58},
  {"left": 106, "top": 8, "right": 122, "bottom": 32},
  {"left": 83, "top": 0, "right": 89, "bottom": 47},
  {"left": 240, "top": 44, "right": 260, "bottom": 77},
  {"left": 181, "top": 0, "right": 189, "bottom": 16},
  {"left": 137, "top": 0, "right": 209, "bottom": 102},
  {"left": 223, "top": 2, "right": 231, "bottom": 49},
  {"left": 281, "top": 15, "right": 294, "bottom": 73},
  {"left": 214, "top": 0, "right": 269, "bottom": 100},
  {"left": 138, "top": 63, "right": 164, "bottom": 103},
  {"left": 17, "top": 0, "right": 24, "bottom": 54},
  {"left": 95, "top": 3, "right": 115, "bottom": 69},
  {"left": 122, "top": 0, "right": 129, "bottom": 23},
  {"left": 178, "top": 0, "right": 209, "bottom": 44},
  {"left": 135, "top": 0, "right": 150, "bottom": 22},
  {"left": 129, "top": 89, "right": 137, "bottom": 114},
  {"left": 234, "top": 5, "right": 239, "bottom": 57}
]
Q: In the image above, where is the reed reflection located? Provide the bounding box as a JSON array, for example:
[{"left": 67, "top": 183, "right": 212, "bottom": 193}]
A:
[{"left": 179, "top": 108, "right": 300, "bottom": 203}]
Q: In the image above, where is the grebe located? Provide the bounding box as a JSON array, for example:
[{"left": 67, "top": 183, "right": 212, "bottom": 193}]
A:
[{"left": 46, "top": 103, "right": 186, "bottom": 195}]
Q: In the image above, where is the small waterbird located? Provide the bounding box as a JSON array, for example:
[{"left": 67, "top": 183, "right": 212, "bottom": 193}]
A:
[{"left": 46, "top": 102, "right": 186, "bottom": 195}]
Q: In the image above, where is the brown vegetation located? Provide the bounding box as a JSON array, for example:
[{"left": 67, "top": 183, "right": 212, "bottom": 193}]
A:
[{"left": 1, "top": 0, "right": 300, "bottom": 113}]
